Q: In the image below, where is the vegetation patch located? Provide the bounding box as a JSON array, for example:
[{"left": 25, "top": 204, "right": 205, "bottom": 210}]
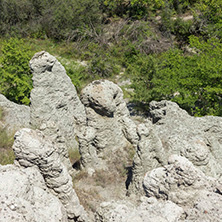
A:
[
  {"left": 0, "top": 148, "right": 15, "bottom": 165},
  {"left": 0, "top": 125, "right": 15, "bottom": 165}
]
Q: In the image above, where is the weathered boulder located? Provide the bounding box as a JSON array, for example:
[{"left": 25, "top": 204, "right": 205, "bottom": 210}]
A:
[
  {"left": 149, "top": 100, "right": 222, "bottom": 178},
  {"left": 95, "top": 197, "right": 184, "bottom": 222},
  {"left": 0, "top": 94, "right": 30, "bottom": 132},
  {"left": 13, "top": 128, "right": 88, "bottom": 222},
  {"left": 143, "top": 154, "right": 222, "bottom": 221},
  {"left": 29, "top": 51, "right": 86, "bottom": 169},
  {"left": 79, "top": 80, "right": 135, "bottom": 170},
  {"left": 128, "top": 120, "right": 165, "bottom": 194},
  {"left": 0, "top": 164, "right": 68, "bottom": 222}
]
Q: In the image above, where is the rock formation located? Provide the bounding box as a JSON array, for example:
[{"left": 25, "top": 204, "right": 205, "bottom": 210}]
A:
[
  {"left": 79, "top": 79, "right": 136, "bottom": 171},
  {"left": 29, "top": 51, "right": 86, "bottom": 170},
  {"left": 143, "top": 154, "right": 222, "bottom": 221},
  {"left": 95, "top": 197, "right": 184, "bottom": 222},
  {"left": 95, "top": 154, "right": 222, "bottom": 222},
  {"left": 1, "top": 51, "right": 222, "bottom": 222},
  {"left": 128, "top": 100, "right": 222, "bottom": 194},
  {"left": 0, "top": 164, "right": 68, "bottom": 222},
  {"left": 0, "top": 93, "right": 30, "bottom": 132},
  {"left": 128, "top": 120, "right": 165, "bottom": 194},
  {"left": 149, "top": 100, "right": 222, "bottom": 177},
  {"left": 12, "top": 128, "right": 88, "bottom": 222}
]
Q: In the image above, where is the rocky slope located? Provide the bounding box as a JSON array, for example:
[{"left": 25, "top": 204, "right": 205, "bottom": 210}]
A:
[{"left": 0, "top": 52, "right": 222, "bottom": 222}]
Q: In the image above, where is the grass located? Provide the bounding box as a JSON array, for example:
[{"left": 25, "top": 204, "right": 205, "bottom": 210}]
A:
[
  {"left": 0, "top": 107, "right": 15, "bottom": 165},
  {"left": 0, "top": 126, "right": 15, "bottom": 165},
  {"left": 0, "top": 107, "right": 3, "bottom": 120},
  {"left": 0, "top": 127, "right": 14, "bottom": 149},
  {"left": 0, "top": 148, "right": 15, "bottom": 165},
  {"left": 68, "top": 148, "right": 81, "bottom": 167}
]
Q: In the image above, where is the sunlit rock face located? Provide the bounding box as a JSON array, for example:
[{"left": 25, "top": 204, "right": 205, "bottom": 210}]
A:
[
  {"left": 12, "top": 128, "right": 89, "bottom": 222},
  {"left": 29, "top": 51, "right": 87, "bottom": 170},
  {"left": 79, "top": 79, "right": 136, "bottom": 170}
]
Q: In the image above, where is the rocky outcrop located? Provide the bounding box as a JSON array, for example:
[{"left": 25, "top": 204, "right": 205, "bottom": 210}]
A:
[
  {"left": 149, "top": 100, "right": 222, "bottom": 178},
  {"left": 0, "top": 164, "right": 68, "bottom": 222},
  {"left": 29, "top": 51, "right": 86, "bottom": 170},
  {"left": 96, "top": 154, "right": 222, "bottom": 222},
  {"left": 12, "top": 128, "right": 88, "bottom": 222},
  {"left": 95, "top": 197, "right": 184, "bottom": 222},
  {"left": 2, "top": 49, "right": 222, "bottom": 222},
  {"left": 128, "top": 100, "right": 222, "bottom": 195},
  {"left": 79, "top": 80, "right": 135, "bottom": 170},
  {"left": 128, "top": 120, "right": 165, "bottom": 194},
  {"left": 143, "top": 154, "right": 222, "bottom": 221},
  {"left": 0, "top": 94, "right": 30, "bottom": 132}
]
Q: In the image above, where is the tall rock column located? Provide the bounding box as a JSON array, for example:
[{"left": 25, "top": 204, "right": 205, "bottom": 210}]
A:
[
  {"left": 29, "top": 51, "right": 86, "bottom": 170},
  {"left": 13, "top": 128, "right": 88, "bottom": 222}
]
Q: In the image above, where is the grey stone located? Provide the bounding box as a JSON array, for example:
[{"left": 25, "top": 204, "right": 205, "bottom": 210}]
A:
[
  {"left": 149, "top": 100, "right": 222, "bottom": 178},
  {"left": 0, "top": 94, "right": 30, "bottom": 132},
  {"left": 79, "top": 80, "right": 134, "bottom": 170},
  {"left": 127, "top": 120, "right": 165, "bottom": 194},
  {"left": 143, "top": 154, "right": 222, "bottom": 221},
  {"left": 13, "top": 128, "right": 88, "bottom": 222},
  {"left": 0, "top": 164, "right": 68, "bottom": 222},
  {"left": 95, "top": 197, "right": 184, "bottom": 222},
  {"left": 29, "top": 51, "right": 86, "bottom": 170}
]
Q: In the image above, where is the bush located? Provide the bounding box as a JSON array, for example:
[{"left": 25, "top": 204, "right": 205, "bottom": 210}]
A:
[
  {"left": 131, "top": 37, "right": 222, "bottom": 116},
  {"left": 0, "top": 38, "right": 33, "bottom": 105},
  {"left": 63, "top": 61, "right": 88, "bottom": 93},
  {"left": 0, "top": 0, "right": 102, "bottom": 40},
  {"left": 193, "top": 0, "right": 222, "bottom": 39}
]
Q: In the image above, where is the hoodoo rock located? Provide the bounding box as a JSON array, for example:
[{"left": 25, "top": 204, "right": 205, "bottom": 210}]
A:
[
  {"left": 29, "top": 51, "right": 86, "bottom": 170},
  {"left": 128, "top": 120, "right": 165, "bottom": 194},
  {"left": 1, "top": 51, "right": 222, "bottom": 222},
  {"left": 12, "top": 128, "right": 88, "bottom": 222},
  {"left": 79, "top": 79, "right": 136, "bottom": 170}
]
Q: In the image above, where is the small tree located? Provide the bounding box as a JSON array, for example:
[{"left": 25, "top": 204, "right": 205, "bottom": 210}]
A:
[{"left": 0, "top": 38, "right": 32, "bottom": 105}]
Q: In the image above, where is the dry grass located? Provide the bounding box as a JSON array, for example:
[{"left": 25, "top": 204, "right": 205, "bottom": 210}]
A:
[
  {"left": 72, "top": 143, "right": 136, "bottom": 219},
  {"left": 68, "top": 148, "right": 81, "bottom": 166},
  {"left": 0, "top": 107, "right": 3, "bottom": 120},
  {"left": 0, "top": 148, "right": 15, "bottom": 165},
  {"left": 0, "top": 127, "right": 14, "bottom": 149},
  {"left": 0, "top": 108, "right": 15, "bottom": 165}
]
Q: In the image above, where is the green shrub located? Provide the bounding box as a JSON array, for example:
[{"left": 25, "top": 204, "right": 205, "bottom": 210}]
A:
[
  {"left": 62, "top": 61, "right": 88, "bottom": 93},
  {"left": 193, "top": 0, "right": 222, "bottom": 39},
  {"left": 0, "top": 38, "right": 33, "bottom": 105},
  {"left": 131, "top": 37, "right": 222, "bottom": 116}
]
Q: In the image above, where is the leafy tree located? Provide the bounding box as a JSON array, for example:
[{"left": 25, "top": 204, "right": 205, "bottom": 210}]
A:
[
  {"left": 131, "top": 37, "right": 222, "bottom": 116},
  {"left": 0, "top": 38, "right": 33, "bottom": 105}
]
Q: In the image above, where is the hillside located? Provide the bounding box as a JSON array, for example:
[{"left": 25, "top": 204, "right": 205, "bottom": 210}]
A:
[
  {"left": 0, "top": 52, "right": 222, "bottom": 222},
  {"left": 0, "top": 1, "right": 222, "bottom": 221},
  {"left": 0, "top": 0, "right": 222, "bottom": 116}
]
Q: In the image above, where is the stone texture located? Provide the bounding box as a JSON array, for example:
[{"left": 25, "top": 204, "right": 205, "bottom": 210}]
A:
[
  {"left": 128, "top": 120, "right": 165, "bottom": 194},
  {"left": 95, "top": 197, "right": 184, "bottom": 222},
  {"left": 79, "top": 80, "right": 135, "bottom": 170},
  {"left": 149, "top": 100, "right": 222, "bottom": 178},
  {"left": 12, "top": 128, "right": 88, "bottom": 222},
  {"left": 143, "top": 154, "right": 222, "bottom": 221},
  {"left": 0, "top": 164, "right": 68, "bottom": 222},
  {"left": 0, "top": 93, "right": 30, "bottom": 132},
  {"left": 29, "top": 51, "right": 86, "bottom": 169}
]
